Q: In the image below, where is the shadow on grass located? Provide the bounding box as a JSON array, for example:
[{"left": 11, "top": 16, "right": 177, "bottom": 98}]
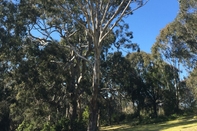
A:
[
  {"left": 101, "top": 116, "right": 197, "bottom": 131},
  {"left": 158, "top": 118, "right": 197, "bottom": 131}
]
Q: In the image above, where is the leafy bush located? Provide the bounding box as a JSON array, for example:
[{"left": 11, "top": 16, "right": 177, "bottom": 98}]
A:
[
  {"left": 0, "top": 101, "right": 10, "bottom": 131},
  {"left": 41, "top": 123, "right": 55, "bottom": 131},
  {"left": 82, "top": 106, "right": 89, "bottom": 124},
  {"left": 16, "top": 120, "right": 34, "bottom": 131},
  {"left": 162, "top": 90, "right": 177, "bottom": 116},
  {"left": 54, "top": 117, "right": 87, "bottom": 131}
]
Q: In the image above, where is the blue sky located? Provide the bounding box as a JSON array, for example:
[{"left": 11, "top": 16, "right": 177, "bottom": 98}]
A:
[{"left": 127, "top": 0, "right": 179, "bottom": 53}]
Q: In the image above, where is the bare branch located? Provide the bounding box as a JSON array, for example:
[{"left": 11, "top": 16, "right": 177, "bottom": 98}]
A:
[
  {"left": 129, "top": 0, "right": 149, "bottom": 13},
  {"left": 89, "top": 1, "right": 96, "bottom": 34},
  {"left": 100, "top": 0, "right": 110, "bottom": 32},
  {"left": 75, "top": 0, "right": 92, "bottom": 34},
  {"left": 59, "top": 31, "right": 92, "bottom": 64},
  {"left": 100, "top": 0, "right": 149, "bottom": 43},
  {"left": 58, "top": 3, "right": 93, "bottom": 37},
  {"left": 77, "top": 74, "right": 83, "bottom": 84},
  {"left": 101, "top": 0, "right": 130, "bottom": 38}
]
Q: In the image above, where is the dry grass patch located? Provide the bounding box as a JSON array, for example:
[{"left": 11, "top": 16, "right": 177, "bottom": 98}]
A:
[{"left": 100, "top": 116, "right": 197, "bottom": 131}]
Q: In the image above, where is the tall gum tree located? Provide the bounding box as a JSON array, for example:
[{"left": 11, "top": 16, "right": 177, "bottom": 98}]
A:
[
  {"left": 21, "top": 0, "right": 149, "bottom": 130},
  {"left": 151, "top": 0, "right": 197, "bottom": 114},
  {"left": 153, "top": 0, "right": 197, "bottom": 68},
  {"left": 151, "top": 0, "right": 197, "bottom": 109}
]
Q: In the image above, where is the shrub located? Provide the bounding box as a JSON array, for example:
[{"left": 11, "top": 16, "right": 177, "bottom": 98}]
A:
[{"left": 54, "top": 117, "right": 87, "bottom": 131}]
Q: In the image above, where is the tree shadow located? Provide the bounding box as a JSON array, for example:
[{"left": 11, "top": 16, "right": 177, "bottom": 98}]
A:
[
  {"left": 158, "top": 118, "right": 197, "bottom": 131},
  {"left": 101, "top": 116, "right": 197, "bottom": 131}
]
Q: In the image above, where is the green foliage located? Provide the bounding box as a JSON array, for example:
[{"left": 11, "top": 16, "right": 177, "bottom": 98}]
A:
[
  {"left": 83, "top": 106, "right": 89, "bottom": 123},
  {"left": 162, "top": 90, "right": 177, "bottom": 116},
  {"left": 54, "top": 118, "right": 70, "bottom": 131},
  {"left": 54, "top": 117, "right": 87, "bottom": 131},
  {"left": 186, "top": 67, "right": 197, "bottom": 102},
  {"left": 16, "top": 120, "right": 35, "bottom": 131},
  {"left": 41, "top": 123, "right": 55, "bottom": 131}
]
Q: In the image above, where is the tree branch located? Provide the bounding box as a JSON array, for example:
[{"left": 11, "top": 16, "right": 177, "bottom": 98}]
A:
[
  {"left": 101, "top": 0, "right": 127, "bottom": 38},
  {"left": 100, "top": 0, "right": 110, "bottom": 32},
  {"left": 100, "top": 0, "right": 149, "bottom": 43}
]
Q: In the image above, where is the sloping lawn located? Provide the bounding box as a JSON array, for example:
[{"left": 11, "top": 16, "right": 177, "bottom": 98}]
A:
[{"left": 101, "top": 116, "right": 197, "bottom": 131}]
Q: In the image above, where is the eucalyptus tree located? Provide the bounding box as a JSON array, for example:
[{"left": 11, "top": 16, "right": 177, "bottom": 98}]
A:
[
  {"left": 150, "top": 0, "right": 197, "bottom": 92},
  {"left": 143, "top": 0, "right": 197, "bottom": 116},
  {"left": 126, "top": 52, "right": 151, "bottom": 118},
  {"left": 178, "top": 80, "right": 195, "bottom": 109},
  {"left": 100, "top": 52, "right": 133, "bottom": 124},
  {"left": 186, "top": 67, "right": 197, "bottom": 106},
  {"left": 0, "top": 1, "right": 29, "bottom": 130},
  {"left": 126, "top": 51, "right": 181, "bottom": 116},
  {"left": 19, "top": 0, "right": 149, "bottom": 130},
  {"left": 12, "top": 40, "right": 82, "bottom": 130},
  {"left": 151, "top": 21, "right": 191, "bottom": 112},
  {"left": 152, "top": 41, "right": 184, "bottom": 115},
  {"left": 153, "top": 0, "right": 197, "bottom": 68},
  {"left": 178, "top": 0, "right": 197, "bottom": 49}
]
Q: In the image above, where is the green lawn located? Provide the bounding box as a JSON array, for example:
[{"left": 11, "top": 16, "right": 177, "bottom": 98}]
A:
[{"left": 101, "top": 116, "right": 197, "bottom": 131}]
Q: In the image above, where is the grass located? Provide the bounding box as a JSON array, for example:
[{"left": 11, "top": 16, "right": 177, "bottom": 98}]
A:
[{"left": 100, "top": 115, "right": 197, "bottom": 131}]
